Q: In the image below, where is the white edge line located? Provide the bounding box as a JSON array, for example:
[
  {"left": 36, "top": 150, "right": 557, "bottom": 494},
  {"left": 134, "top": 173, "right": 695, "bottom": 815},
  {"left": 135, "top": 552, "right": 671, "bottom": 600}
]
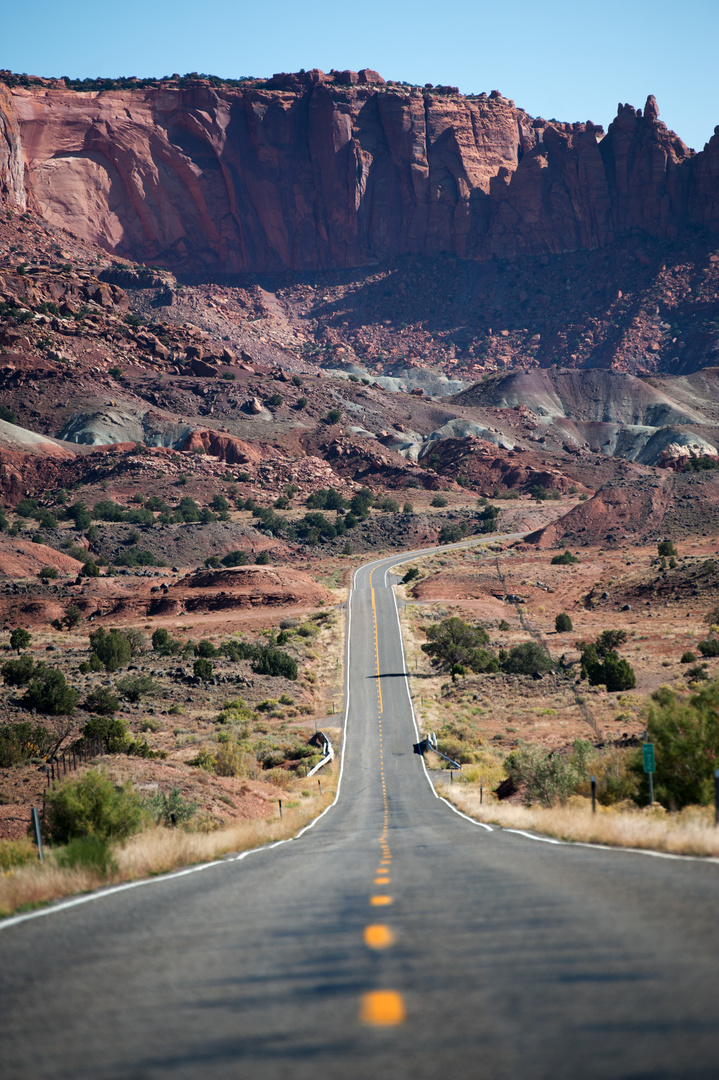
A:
[
  {"left": 0, "top": 573, "right": 356, "bottom": 933},
  {"left": 387, "top": 563, "right": 493, "bottom": 833}
]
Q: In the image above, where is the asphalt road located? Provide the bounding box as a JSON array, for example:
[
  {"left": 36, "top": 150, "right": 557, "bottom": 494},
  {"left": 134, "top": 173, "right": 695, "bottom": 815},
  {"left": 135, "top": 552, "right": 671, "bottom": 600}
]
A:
[{"left": 2, "top": 542, "right": 719, "bottom": 1079}]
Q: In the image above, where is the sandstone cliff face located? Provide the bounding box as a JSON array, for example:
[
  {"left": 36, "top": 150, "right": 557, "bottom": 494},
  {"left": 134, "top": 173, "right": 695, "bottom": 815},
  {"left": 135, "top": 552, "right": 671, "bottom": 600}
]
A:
[
  {"left": 3, "top": 75, "right": 718, "bottom": 273},
  {"left": 0, "top": 84, "right": 26, "bottom": 211}
]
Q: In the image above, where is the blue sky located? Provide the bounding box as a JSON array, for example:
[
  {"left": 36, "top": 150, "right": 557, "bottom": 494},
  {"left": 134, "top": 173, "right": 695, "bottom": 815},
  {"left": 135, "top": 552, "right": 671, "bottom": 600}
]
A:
[{"left": 3, "top": 0, "right": 718, "bottom": 150}]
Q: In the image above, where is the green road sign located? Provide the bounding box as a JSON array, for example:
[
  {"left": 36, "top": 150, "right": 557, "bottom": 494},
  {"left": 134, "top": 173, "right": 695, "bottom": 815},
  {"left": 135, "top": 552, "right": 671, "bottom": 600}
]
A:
[{"left": 643, "top": 743, "right": 655, "bottom": 774}]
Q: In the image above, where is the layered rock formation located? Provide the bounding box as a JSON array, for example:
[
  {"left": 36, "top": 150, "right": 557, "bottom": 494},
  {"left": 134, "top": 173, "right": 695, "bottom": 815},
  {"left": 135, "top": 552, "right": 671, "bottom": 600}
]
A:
[{"left": 1, "top": 71, "right": 718, "bottom": 274}]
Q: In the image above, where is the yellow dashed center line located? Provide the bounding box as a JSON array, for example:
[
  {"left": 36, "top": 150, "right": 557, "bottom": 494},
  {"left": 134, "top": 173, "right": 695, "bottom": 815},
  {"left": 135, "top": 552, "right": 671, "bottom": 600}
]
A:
[
  {"left": 360, "top": 990, "right": 406, "bottom": 1026},
  {"left": 364, "top": 924, "right": 394, "bottom": 949}
]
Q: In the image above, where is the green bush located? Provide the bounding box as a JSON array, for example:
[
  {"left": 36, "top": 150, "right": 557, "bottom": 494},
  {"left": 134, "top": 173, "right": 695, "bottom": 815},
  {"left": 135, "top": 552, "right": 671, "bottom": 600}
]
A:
[
  {"left": 658, "top": 540, "right": 678, "bottom": 558},
  {"left": 2, "top": 654, "right": 36, "bottom": 686},
  {"left": 555, "top": 613, "right": 573, "bottom": 633},
  {"left": 151, "top": 627, "right": 182, "bottom": 655},
  {"left": 38, "top": 566, "right": 59, "bottom": 580},
  {"left": 10, "top": 628, "right": 31, "bottom": 652},
  {"left": 422, "top": 618, "right": 496, "bottom": 674},
  {"left": 196, "top": 639, "right": 218, "bottom": 658},
  {"left": 252, "top": 647, "right": 298, "bottom": 680},
  {"left": 0, "top": 837, "right": 36, "bottom": 870},
  {"left": 115, "top": 674, "right": 156, "bottom": 702},
  {"left": 401, "top": 568, "right": 420, "bottom": 585},
  {"left": 143, "top": 786, "right": 196, "bottom": 828},
  {"left": 306, "top": 487, "right": 347, "bottom": 511},
  {"left": 84, "top": 687, "right": 120, "bottom": 715},
  {"left": 115, "top": 547, "right": 164, "bottom": 568},
  {"left": 504, "top": 742, "right": 579, "bottom": 807},
  {"left": 0, "top": 721, "right": 56, "bottom": 766},
  {"left": 324, "top": 408, "right": 342, "bottom": 425},
  {"left": 82, "top": 715, "right": 129, "bottom": 753},
  {"left": 680, "top": 651, "right": 697, "bottom": 664},
  {"left": 44, "top": 769, "right": 142, "bottom": 843},
  {"left": 637, "top": 682, "right": 719, "bottom": 808},
  {"left": 89, "top": 628, "right": 132, "bottom": 671},
  {"left": 22, "top": 668, "right": 78, "bottom": 714},
  {"left": 193, "top": 657, "right": 213, "bottom": 681},
  {"left": 551, "top": 550, "right": 579, "bottom": 565},
  {"left": 55, "top": 836, "right": 116, "bottom": 876},
  {"left": 698, "top": 638, "right": 719, "bottom": 658},
  {"left": 502, "top": 641, "right": 553, "bottom": 676},
  {"left": 221, "top": 549, "right": 249, "bottom": 566},
  {"left": 430, "top": 494, "right": 447, "bottom": 508},
  {"left": 255, "top": 551, "right": 271, "bottom": 565}
]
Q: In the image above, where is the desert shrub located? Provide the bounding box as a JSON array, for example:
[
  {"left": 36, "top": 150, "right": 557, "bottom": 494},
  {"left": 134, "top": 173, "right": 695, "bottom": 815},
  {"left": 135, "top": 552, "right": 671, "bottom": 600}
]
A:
[
  {"left": 555, "top": 613, "right": 573, "bottom": 633},
  {"left": 217, "top": 698, "right": 255, "bottom": 726},
  {"left": 221, "top": 549, "right": 249, "bottom": 566},
  {"left": 698, "top": 638, "right": 719, "bottom": 658},
  {"left": 504, "top": 742, "right": 579, "bottom": 807},
  {"left": 255, "top": 550, "right": 271, "bottom": 565},
  {"left": 602, "top": 653, "right": 636, "bottom": 692},
  {"left": 306, "top": 487, "right": 347, "bottom": 511},
  {"left": 293, "top": 512, "right": 336, "bottom": 544},
  {"left": 82, "top": 715, "right": 129, "bottom": 753},
  {"left": 38, "top": 566, "right": 59, "bottom": 580},
  {"left": 10, "top": 628, "right": 31, "bottom": 655},
  {"left": 221, "top": 639, "right": 261, "bottom": 663},
  {"left": 439, "top": 523, "right": 467, "bottom": 544},
  {"left": 115, "top": 547, "right": 164, "bottom": 567},
  {"left": 551, "top": 550, "right": 579, "bottom": 565},
  {"left": 175, "top": 496, "right": 201, "bottom": 523},
  {"left": 151, "top": 627, "right": 182, "bottom": 655},
  {"left": 295, "top": 396, "right": 308, "bottom": 409},
  {"left": 56, "top": 836, "right": 116, "bottom": 875},
  {"left": 44, "top": 769, "right": 142, "bottom": 843},
  {"left": 324, "top": 408, "right": 341, "bottom": 425},
  {"left": 267, "top": 392, "right": 283, "bottom": 408},
  {"left": 196, "top": 639, "right": 218, "bottom": 659},
  {"left": 0, "top": 403, "right": 18, "bottom": 424},
  {"left": 23, "top": 668, "right": 78, "bottom": 714},
  {"left": 84, "top": 687, "right": 120, "bottom": 716},
  {"left": 115, "top": 674, "right": 156, "bottom": 702},
  {"left": 64, "top": 605, "right": 82, "bottom": 629},
  {"left": 144, "top": 787, "right": 197, "bottom": 828},
  {"left": 81, "top": 557, "right": 101, "bottom": 577},
  {"left": 595, "top": 629, "right": 628, "bottom": 655},
  {"left": 93, "top": 499, "right": 128, "bottom": 522},
  {"left": 498, "top": 619, "right": 510, "bottom": 631},
  {"left": 422, "top": 618, "right": 496, "bottom": 674},
  {"left": 89, "top": 627, "right": 132, "bottom": 671},
  {"left": 0, "top": 721, "right": 56, "bottom": 766},
  {"left": 193, "top": 657, "right": 213, "bottom": 682},
  {"left": 680, "top": 651, "right": 697, "bottom": 664},
  {"left": 375, "top": 496, "right": 400, "bottom": 513},
  {"left": 637, "top": 682, "right": 719, "bottom": 808},
  {"left": 0, "top": 837, "right": 36, "bottom": 870},
  {"left": 67, "top": 501, "right": 92, "bottom": 529},
  {"left": 401, "top": 568, "right": 420, "bottom": 585},
  {"left": 430, "top": 494, "right": 447, "bottom": 508},
  {"left": 252, "top": 647, "right": 298, "bottom": 680},
  {"left": 657, "top": 540, "right": 678, "bottom": 557},
  {"left": 502, "top": 641, "right": 553, "bottom": 676},
  {"left": 2, "top": 654, "right": 36, "bottom": 686},
  {"left": 350, "top": 487, "right": 374, "bottom": 518}
]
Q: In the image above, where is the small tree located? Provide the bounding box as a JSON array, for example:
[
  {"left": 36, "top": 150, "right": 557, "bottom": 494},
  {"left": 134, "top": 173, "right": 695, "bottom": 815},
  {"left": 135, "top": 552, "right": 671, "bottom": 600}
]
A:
[
  {"left": 658, "top": 540, "right": 678, "bottom": 558},
  {"left": 422, "top": 618, "right": 496, "bottom": 674},
  {"left": 64, "top": 605, "right": 82, "bottom": 629},
  {"left": 638, "top": 683, "right": 719, "bottom": 808},
  {"left": 10, "top": 628, "right": 31, "bottom": 653},
  {"left": 555, "top": 613, "right": 573, "bottom": 633},
  {"left": 83, "top": 715, "right": 129, "bottom": 753}
]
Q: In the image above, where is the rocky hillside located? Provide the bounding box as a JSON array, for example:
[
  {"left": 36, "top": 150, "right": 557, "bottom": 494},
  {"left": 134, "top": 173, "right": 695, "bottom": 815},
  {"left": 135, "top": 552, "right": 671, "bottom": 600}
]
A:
[{"left": 2, "top": 70, "right": 719, "bottom": 275}]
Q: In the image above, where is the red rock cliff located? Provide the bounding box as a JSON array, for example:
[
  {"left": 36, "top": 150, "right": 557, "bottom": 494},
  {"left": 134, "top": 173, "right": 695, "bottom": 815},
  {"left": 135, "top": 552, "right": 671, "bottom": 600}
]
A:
[{"left": 3, "top": 73, "right": 718, "bottom": 272}]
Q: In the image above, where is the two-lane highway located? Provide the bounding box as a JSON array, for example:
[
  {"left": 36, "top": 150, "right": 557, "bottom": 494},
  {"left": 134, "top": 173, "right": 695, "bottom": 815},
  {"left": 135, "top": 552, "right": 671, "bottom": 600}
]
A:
[{"left": 2, "top": 544, "right": 719, "bottom": 1079}]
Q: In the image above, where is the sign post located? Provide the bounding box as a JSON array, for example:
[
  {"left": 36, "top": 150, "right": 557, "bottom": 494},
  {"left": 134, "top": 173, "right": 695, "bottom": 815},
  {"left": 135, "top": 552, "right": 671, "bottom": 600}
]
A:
[{"left": 642, "top": 743, "right": 655, "bottom": 807}]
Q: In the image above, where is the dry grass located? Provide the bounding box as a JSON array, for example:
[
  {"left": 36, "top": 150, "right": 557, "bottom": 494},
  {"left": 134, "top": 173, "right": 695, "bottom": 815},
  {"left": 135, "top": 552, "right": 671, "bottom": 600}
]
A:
[
  {"left": 443, "top": 786, "right": 719, "bottom": 858},
  {"left": 0, "top": 775, "right": 336, "bottom": 919}
]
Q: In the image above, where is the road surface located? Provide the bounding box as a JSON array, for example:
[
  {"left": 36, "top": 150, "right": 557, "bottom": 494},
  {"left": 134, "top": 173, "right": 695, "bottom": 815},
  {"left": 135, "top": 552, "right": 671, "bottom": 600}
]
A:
[{"left": 2, "top": 543, "right": 719, "bottom": 1079}]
